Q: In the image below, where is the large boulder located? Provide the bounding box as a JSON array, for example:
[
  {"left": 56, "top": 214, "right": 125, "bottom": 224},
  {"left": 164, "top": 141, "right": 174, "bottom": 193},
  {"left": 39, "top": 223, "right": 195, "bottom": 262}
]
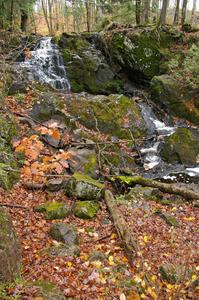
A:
[
  {"left": 34, "top": 201, "right": 70, "bottom": 220},
  {"left": 58, "top": 33, "right": 123, "bottom": 94},
  {"left": 150, "top": 75, "right": 199, "bottom": 123},
  {"left": 65, "top": 172, "right": 104, "bottom": 200},
  {"left": 100, "top": 26, "right": 182, "bottom": 82},
  {"left": 161, "top": 128, "right": 199, "bottom": 165},
  {"left": 66, "top": 94, "right": 146, "bottom": 139},
  {"left": 0, "top": 208, "right": 21, "bottom": 283}
]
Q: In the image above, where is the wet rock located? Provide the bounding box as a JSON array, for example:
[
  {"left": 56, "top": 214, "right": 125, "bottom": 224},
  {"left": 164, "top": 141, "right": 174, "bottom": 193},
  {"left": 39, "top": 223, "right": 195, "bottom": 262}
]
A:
[
  {"left": 0, "top": 208, "right": 21, "bottom": 283},
  {"left": 161, "top": 128, "right": 199, "bottom": 165},
  {"left": 59, "top": 33, "right": 122, "bottom": 94},
  {"left": 27, "top": 280, "right": 66, "bottom": 300},
  {"left": 66, "top": 94, "right": 146, "bottom": 139},
  {"left": 65, "top": 172, "right": 104, "bottom": 200},
  {"left": 49, "top": 223, "right": 79, "bottom": 257},
  {"left": 34, "top": 201, "right": 70, "bottom": 220},
  {"left": 8, "top": 81, "right": 27, "bottom": 95},
  {"left": 74, "top": 201, "right": 100, "bottom": 219}
]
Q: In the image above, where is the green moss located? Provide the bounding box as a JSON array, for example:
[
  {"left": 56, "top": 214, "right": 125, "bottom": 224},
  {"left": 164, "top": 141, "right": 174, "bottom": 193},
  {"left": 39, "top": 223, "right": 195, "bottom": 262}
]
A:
[
  {"left": 74, "top": 201, "right": 100, "bottom": 219},
  {"left": 73, "top": 173, "right": 104, "bottom": 189},
  {"left": 84, "top": 155, "right": 97, "bottom": 176},
  {"left": 0, "top": 163, "right": 19, "bottom": 190},
  {"left": 34, "top": 201, "right": 70, "bottom": 220},
  {"left": 9, "top": 36, "right": 21, "bottom": 47},
  {"left": 155, "top": 210, "right": 179, "bottom": 227}
]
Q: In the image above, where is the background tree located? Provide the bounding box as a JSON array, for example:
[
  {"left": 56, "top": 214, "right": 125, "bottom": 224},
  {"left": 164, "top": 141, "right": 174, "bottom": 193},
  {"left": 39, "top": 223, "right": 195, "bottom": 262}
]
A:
[
  {"left": 159, "top": 0, "right": 169, "bottom": 25},
  {"left": 191, "top": 0, "right": 197, "bottom": 24},
  {"left": 136, "top": 0, "right": 141, "bottom": 25},
  {"left": 173, "top": 0, "right": 180, "bottom": 25},
  {"left": 181, "top": 0, "right": 188, "bottom": 25}
]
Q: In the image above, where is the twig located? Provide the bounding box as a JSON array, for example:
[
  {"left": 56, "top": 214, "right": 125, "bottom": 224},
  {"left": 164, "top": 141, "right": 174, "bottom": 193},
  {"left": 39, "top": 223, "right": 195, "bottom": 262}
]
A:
[{"left": 0, "top": 203, "right": 28, "bottom": 209}]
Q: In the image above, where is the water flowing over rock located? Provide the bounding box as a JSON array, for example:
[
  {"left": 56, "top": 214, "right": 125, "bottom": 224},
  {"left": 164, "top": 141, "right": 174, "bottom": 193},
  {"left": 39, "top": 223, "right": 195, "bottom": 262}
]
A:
[{"left": 21, "top": 37, "right": 70, "bottom": 91}]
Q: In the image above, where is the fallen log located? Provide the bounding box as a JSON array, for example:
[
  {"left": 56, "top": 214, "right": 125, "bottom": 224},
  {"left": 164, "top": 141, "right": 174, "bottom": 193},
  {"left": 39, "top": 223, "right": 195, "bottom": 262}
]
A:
[
  {"left": 115, "top": 176, "right": 199, "bottom": 201},
  {"left": 105, "top": 190, "right": 138, "bottom": 265}
]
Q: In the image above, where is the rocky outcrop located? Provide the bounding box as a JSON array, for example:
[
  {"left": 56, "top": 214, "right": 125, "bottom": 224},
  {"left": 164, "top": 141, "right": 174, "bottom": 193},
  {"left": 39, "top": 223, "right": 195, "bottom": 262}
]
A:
[
  {"left": 58, "top": 33, "right": 123, "bottom": 94},
  {"left": 161, "top": 128, "right": 199, "bottom": 165},
  {"left": 100, "top": 26, "right": 182, "bottom": 82},
  {"left": 66, "top": 93, "right": 146, "bottom": 139},
  {"left": 0, "top": 208, "right": 21, "bottom": 283}
]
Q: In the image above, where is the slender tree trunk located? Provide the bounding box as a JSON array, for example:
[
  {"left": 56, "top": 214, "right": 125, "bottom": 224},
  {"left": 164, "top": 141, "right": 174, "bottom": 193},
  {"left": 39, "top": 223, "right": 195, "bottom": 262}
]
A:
[
  {"left": 9, "top": 0, "right": 14, "bottom": 30},
  {"left": 159, "top": 0, "right": 168, "bottom": 25},
  {"left": 181, "top": 0, "right": 188, "bottom": 25},
  {"left": 85, "top": 0, "right": 91, "bottom": 32},
  {"left": 135, "top": 0, "right": 141, "bottom": 25},
  {"left": 41, "top": 0, "right": 51, "bottom": 34},
  {"left": 191, "top": 0, "right": 197, "bottom": 24},
  {"left": 143, "top": 0, "right": 151, "bottom": 24},
  {"left": 48, "top": 0, "right": 53, "bottom": 35},
  {"left": 173, "top": 0, "right": 180, "bottom": 25},
  {"left": 21, "top": 10, "right": 28, "bottom": 32}
]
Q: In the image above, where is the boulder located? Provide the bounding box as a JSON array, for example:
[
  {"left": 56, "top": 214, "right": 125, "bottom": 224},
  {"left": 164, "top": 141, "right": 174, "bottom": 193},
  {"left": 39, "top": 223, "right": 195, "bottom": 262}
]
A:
[
  {"left": 49, "top": 223, "right": 79, "bottom": 257},
  {"left": 66, "top": 94, "right": 146, "bottom": 139},
  {"left": 0, "top": 208, "right": 21, "bottom": 283},
  {"left": 74, "top": 201, "right": 100, "bottom": 219},
  {"left": 101, "top": 26, "right": 182, "bottom": 82},
  {"left": 161, "top": 128, "right": 199, "bottom": 165},
  {"left": 58, "top": 33, "right": 123, "bottom": 94},
  {"left": 34, "top": 201, "right": 70, "bottom": 220},
  {"left": 27, "top": 280, "right": 66, "bottom": 300},
  {"left": 65, "top": 173, "right": 104, "bottom": 200}
]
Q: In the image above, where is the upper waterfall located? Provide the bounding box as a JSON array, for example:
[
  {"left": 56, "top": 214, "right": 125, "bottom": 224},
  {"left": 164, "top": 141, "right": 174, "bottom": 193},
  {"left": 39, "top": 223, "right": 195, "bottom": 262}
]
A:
[{"left": 21, "top": 37, "right": 70, "bottom": 91}]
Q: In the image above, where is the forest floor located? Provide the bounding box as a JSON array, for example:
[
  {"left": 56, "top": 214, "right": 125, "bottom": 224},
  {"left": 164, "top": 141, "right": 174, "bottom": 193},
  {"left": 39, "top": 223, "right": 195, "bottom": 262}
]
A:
[{"left": 0, "top": 92, "right": 199, "bottom": 300}]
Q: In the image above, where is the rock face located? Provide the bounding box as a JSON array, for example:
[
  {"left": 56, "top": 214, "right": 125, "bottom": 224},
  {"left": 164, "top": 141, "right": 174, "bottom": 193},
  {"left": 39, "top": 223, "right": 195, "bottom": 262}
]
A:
[
  {"left": 0, "top": 208, "right": 21, "bottom": 283},
  {"left": 65, "top": 173, "right": 104, "bottom": 200},
  {"left": 161, "top": 128, "right": 199, "bottom": 164},
  {"left": 66, "top": 94, "right": 146, "bottom": 139},
  {"left": 34, "top": 201, "right": 70, "bottom": 220},
  {"left": 100, "top": 26, "right": 182, "bottom": 82},
  {"left": 58, "top": 33, "right": 122, "bottom": 94},
  {"left": 74, "top": 201, "right": 100, "bottom": 219}
]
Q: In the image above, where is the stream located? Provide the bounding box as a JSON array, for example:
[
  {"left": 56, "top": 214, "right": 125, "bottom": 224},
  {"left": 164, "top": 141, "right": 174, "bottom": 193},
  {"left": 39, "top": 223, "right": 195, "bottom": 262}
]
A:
[{"left": 20, "top": 36, "right": 199, "bottom": 185}]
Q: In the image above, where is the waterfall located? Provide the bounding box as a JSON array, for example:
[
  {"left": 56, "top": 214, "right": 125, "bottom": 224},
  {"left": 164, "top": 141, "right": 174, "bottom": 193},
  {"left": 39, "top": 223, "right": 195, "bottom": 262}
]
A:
[{"left": 21, "top": 37, "right": 70, "bottom": 91}]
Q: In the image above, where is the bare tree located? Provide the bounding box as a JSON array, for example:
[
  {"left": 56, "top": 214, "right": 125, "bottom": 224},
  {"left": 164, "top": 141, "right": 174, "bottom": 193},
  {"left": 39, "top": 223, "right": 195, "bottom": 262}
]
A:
[
  {"left": 181, "top": 0, "right": 188, "bottom": 25},
  {"left": 143, "top": 0, "right": 151, "bottom": 24},
  {"left": 173, "top": 0, "right": 180, "bottom": 25},
  {"left": 159, "top": 0, "right": 168, "bottom": 25},
  {"left": 191, "top": 0, "right": 197, "bottom": 24},
  {"left": 136, "top": 0, "right": 141, "bottom": 25}
]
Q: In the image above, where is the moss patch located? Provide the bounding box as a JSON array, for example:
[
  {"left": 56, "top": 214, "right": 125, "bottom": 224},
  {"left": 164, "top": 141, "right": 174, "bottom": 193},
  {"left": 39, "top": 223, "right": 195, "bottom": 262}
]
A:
[
  {"left": 74, "top": 201, "right": 100, "bottom": 219},
  {"left": 34, "top": 201, "right": 70, "bottom": 220}
]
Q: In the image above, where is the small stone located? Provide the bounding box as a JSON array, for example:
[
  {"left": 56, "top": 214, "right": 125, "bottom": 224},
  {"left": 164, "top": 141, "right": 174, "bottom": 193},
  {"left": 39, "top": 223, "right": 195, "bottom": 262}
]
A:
[
  {"left": 74, "top": 201, "right": 100, "bottom": 219},
  {"left": 34, "top": 201, "right": 70, "bottom": 220},
  {"left": 49, "top": 223, "right": 79, "bottom": 245},
  {"left": 47, "top": 178, "right": 64, "bottom": 192}
]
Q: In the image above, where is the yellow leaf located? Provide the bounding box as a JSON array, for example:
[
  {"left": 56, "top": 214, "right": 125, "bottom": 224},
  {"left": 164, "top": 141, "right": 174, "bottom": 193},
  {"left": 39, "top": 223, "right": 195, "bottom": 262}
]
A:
[
  {"left": 184, "top": 217, "right": 195, "bottom": 221},
  {"left": 111, "top": 233, "right": 117, "bottom": 239},
  {"left": 108, "top": 255, "right": 114, "bottom": 265},
  {"left": 147, "top": 287, "right": 157, "bottom": 299},
  {"left": 192, "top": 274, "right": 197, "bottom": 281},
  {"left": 166, "top": 284, "right": 174, "bottom": 290},
  {"left": 127, "top": 290, "right": 140, "bottom": 300},
  {"left": 140, "top": 294, "right": 146, "bottom": 299},
  {"left": 143, "top": 235, "right": 149, "bottom": 243},
  {"left": 35, "top": 298, "right": 45, "bottom": 300},
  {"left": 67, "top": 262, "right": 72, "bottom": 267}
]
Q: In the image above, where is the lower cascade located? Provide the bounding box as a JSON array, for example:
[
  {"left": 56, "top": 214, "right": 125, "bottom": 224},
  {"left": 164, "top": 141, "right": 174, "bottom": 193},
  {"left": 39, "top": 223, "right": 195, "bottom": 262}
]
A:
[{"left": 21, "top": 37, "right": 70, "bottom": 91}]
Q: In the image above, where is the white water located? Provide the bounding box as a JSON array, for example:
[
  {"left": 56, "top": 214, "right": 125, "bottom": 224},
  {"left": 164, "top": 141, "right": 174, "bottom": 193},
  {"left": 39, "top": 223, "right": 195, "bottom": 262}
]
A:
[{"left": 21, "top": 37, "right": 70, "bottom": 91}]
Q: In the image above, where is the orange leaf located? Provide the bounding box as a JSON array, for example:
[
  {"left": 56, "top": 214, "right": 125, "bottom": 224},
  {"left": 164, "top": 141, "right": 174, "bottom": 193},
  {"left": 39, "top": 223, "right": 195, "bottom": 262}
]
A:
[{"left": 50, "top": 129, "right": 61, "bottom": 140}]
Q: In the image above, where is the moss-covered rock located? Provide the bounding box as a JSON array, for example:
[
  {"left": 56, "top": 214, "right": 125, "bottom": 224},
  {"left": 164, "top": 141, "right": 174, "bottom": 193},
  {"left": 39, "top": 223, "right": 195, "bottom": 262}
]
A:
[
  {"left": 155, "top": 210, "right": 179, "bottom": 227},
  {"left": 101, "top": 26, "right": 183, "bottom": 82},
  {"left": 65, "top": 173, "right": 104, "bottom": 200},
  {"left": 74, "top": 201, "right": 100, "bottom": 219},
  {"left": 161, "top": 128, "right": 199, "bottom": 165},
  {"left": 27, "top": 280, "right": 66, "bottom": 300},
  {"left": 0, "top": 208, "right": 21, "bottom": 283},
  {"left": 66, "top": 94, "right": 146, "bottom": 139},
  {"left": 59, "top": 33, "right": 123, "bottom": 94},
  {"left": 0, "top": 163, "right": 19, "bottom": 190},
  {"left": 34, "top": 201, "right": 70, "bottom": 220}
]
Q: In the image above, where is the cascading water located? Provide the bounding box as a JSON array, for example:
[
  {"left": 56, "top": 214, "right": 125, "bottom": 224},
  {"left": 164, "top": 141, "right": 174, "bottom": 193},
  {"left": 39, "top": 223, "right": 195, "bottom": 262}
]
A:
[
  {"left": 139, "top": 103, "right": 199, "bottom": 182},
  {"left": 21, "top": 37, "right": 70, "bottom": 91}
]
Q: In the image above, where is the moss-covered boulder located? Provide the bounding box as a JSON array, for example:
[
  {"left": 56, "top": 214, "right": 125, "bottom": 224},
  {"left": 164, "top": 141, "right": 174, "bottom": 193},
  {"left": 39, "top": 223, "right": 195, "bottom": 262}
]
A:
[
  {"left": 27, "top": 280, "right": 66, "bottom": 300},
  {"left": 161, "top": 128, "right": 199, "bottom": 165},
  {"left": 65, "top": 173, "right": 104, "bottom": 200},
  {"left": 0, "top": 208, "right": 21, "bottom": 283},
  {"left": 150, "top": 75, "right": 199, "bottom": 123},
  {"left": 34, "top": 201, "right": 70, "bottom": 220},
  {"left": 58, "top": 33, "right": 123, "bottom": 94},
  {"left": 74, "top": 201, "right": 100, "bottom": 219},
  {"left": 101, "top": 26, "right": 182, "bottom": 82},
  {"left": 66, "top": 94, "right": 146, "bottom": 139},
  {"left": 0, "top": 163, "right": 19, "bottom": 190},
  {"left": 49, "top": 223, "right": 79, "bottom": 257}
]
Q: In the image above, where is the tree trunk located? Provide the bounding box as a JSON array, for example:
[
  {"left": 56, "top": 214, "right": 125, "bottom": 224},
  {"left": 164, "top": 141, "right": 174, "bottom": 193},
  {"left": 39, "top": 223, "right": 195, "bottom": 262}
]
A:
[
  {"left": 41, "top": 0, "right": 51, "bottom": 35},
  {"left": 85, "top": 0, "right": 91, "bottom": 32},
  {"left": 9, "top": 0, "right": 14, "bottom": 30},
  {"left": 191, "top": 0, "right": 197, "bottom": 24},
  {"left": 143, "top": 0, "right": 151, "bottom": 24},
  {"left": 21, "top": 10, "right": 28, "bottom": 32},
  {"left": 135, "top": 0, "right": 141, "bottom": 25},
  {"left": 181, "top": 0, "right": 188, "bottom": 25},
  {"left": 159, "top": 0, "right": 168, "bottom": 25},
  {"left": 173, "top": 0, "right": 180, "bottom": 25},
  {"left": 116, "top": 176, "right": 199, "bottom": 201}
]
